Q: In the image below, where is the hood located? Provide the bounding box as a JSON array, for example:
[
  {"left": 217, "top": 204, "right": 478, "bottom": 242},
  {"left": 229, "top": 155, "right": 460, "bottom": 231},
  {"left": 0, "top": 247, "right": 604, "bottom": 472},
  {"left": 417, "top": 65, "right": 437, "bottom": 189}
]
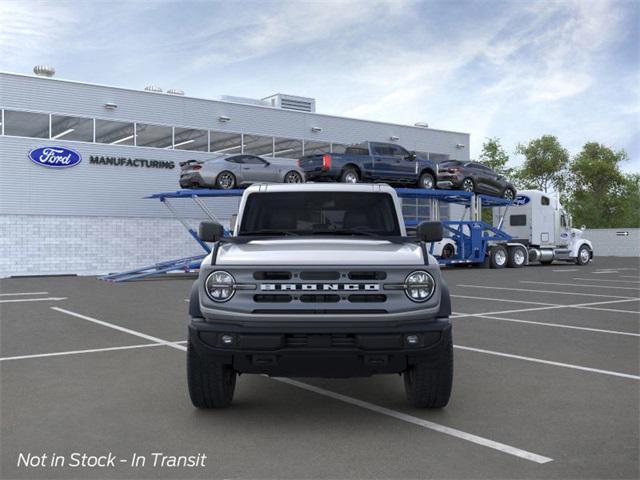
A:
[{"left": 216, "top": 238, "right": 423, "bottom": 265}]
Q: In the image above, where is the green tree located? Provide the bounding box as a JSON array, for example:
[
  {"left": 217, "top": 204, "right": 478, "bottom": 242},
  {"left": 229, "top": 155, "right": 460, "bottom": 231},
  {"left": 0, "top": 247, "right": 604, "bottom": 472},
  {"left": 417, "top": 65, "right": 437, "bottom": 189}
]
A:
[
  {"left": 515, "top": 135, "right": 569, "bottom": 193},
  {"left": 479, "top": 137, "right": 513, "bottom": 177},
  {"left": 565, "top": 142, "right": 638, "bottom": 228}
]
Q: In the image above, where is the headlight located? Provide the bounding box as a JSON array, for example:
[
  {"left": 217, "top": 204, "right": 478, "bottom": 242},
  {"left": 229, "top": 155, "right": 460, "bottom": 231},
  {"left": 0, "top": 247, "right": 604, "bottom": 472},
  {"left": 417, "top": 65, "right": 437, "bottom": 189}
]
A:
[
  {"left": 205, "top": 271, "right": 236, "bottom": 302},
  {"left": 404, "top": 270, "right": 435, "bottom": 302}
]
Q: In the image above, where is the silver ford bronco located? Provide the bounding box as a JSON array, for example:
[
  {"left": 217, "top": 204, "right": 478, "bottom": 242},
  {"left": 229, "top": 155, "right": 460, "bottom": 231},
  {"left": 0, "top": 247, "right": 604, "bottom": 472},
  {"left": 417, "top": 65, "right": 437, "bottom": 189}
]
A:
[{"left": 187, "top": 183, "right": 453, "bottom": 408}]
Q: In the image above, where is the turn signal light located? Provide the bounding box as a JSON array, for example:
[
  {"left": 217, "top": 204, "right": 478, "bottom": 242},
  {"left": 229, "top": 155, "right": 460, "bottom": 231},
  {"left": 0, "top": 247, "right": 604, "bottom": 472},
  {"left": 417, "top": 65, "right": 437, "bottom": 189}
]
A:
[{"left": 322, "top": 154, "right": 332, "bottom": 171}]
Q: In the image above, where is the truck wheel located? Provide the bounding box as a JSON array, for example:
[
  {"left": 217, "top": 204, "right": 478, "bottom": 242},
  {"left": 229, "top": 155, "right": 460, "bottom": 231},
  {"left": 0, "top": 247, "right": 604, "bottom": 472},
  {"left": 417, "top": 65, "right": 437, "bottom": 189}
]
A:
[
  {"left": 340, "top": 168, "right": 359, "bottom": 184},
  {"left": 404, "top": 337, "right": 453, "bottom": 408},
  {"left": 419, "top": 172, "right": 435, "bottom": 190},
  {"left": 187, "top": 341, "right": 236, "bottom": 408},
  {"left": 507, "top": 246, "right": 526, "bottom": 268},
  {"left": 216, "top": 171, "right": 236, "bottom": 189},
  {"left": 576, "top": 245, "right": 591, "bottom": 265},
  {"left": 461, "top": 178, "right": 475, "bottom": 192},
  {"left": 490, "top": 245, "right": 507, "bottom": 268}
]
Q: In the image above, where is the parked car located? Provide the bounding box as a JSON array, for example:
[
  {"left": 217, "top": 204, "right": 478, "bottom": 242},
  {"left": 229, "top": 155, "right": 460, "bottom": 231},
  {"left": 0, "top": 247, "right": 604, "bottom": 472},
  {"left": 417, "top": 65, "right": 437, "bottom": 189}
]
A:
[
  {"left": 437, "top": 160, "right": 516, "bottom": 199},
  {"left": 179, "top": 155, "right": 305, "bottom": 189},
  {"left": 298, "top": 141, "right": 440, "bottom": 189}
]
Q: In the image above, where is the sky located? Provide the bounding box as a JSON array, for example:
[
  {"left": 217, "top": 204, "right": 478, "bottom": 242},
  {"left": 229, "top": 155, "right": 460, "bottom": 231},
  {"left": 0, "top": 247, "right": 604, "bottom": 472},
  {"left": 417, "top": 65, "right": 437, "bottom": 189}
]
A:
[{"left": 1, "top": 0, "right": 638, "bottom": 172}]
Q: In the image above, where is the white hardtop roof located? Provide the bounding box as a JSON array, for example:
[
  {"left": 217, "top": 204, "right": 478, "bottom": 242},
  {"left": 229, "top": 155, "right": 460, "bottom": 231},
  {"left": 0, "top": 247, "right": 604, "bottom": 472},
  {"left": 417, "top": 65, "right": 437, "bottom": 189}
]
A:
[{"left": 244, "top": 183, "right": 397, "bottom": 194}]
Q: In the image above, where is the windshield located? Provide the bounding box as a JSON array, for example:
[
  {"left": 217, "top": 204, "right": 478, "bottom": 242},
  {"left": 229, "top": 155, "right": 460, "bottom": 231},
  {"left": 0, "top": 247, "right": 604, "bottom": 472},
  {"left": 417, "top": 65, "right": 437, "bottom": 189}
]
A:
[{"left": 238, "top": 192, "right": 401, "bottom": 236}]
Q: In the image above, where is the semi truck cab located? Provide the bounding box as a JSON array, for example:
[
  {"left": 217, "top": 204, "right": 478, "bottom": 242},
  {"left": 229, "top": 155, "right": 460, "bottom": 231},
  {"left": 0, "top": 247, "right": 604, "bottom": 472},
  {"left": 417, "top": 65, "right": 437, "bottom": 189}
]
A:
[{"left": 495, "top": 190, "right": 593, "bottom": 265}]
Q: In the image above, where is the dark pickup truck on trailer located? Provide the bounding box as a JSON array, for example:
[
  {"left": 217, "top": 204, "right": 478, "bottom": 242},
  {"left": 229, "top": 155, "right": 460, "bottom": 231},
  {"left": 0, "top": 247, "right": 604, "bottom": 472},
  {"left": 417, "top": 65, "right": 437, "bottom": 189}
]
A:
[{"left": 298, "top": 141, "right": 440, "bottom": 189}]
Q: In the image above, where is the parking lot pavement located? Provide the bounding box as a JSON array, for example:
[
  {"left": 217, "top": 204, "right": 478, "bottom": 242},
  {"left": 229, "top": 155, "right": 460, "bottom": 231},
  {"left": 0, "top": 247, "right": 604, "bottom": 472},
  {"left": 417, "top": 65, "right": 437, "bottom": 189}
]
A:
[{"left": 1, "top": 257, "right": 638, "bottom": 479}]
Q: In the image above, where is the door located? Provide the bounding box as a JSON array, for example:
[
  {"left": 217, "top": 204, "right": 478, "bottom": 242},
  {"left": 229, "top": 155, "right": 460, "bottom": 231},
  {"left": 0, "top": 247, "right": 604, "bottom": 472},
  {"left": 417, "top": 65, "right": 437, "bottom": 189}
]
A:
[
  {"left": 558, "top": 211, "right": 571, "bottom": 246},
  {"left": 471, "top": 163, "right": 499, "bottom": 195},
  {"left": 370, "top": 143, "right": 395, "bottom": 181},
  {"left": 238, "top": 155, "right": 272, "bottom": 184}
]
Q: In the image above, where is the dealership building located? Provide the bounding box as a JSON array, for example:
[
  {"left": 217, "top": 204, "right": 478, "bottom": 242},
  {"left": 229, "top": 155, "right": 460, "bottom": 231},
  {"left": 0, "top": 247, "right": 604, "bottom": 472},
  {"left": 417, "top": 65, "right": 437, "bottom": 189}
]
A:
[{"left": 0, "top": 69, "right": 470, "bottom": 278}]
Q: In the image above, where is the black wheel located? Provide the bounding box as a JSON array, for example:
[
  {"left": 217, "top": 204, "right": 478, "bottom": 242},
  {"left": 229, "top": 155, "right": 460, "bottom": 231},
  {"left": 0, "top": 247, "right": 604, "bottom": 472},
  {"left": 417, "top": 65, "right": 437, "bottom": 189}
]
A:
[
  {"left": 441, "top": 243, "right": 455, "bottom": 259},
  {"left": 461, "top": 178, "right": 475, "bottom": 192},
  {"left": 404, "top": 337, "right": 453, "bottom": 408},
  {"left": 216, "top": 171, "right": 236, "bottom": 190},
  {"left": 576, "top": 245, "right": 591, "bottom": 265},
  {"left": 187, "top": 341, "right": 236, "bottom": 408},
  {"left": 340, "top": 168, "right": 359, "bottom": 184},
  {"left": 507, "top": 246, "right": 526, "bottom": 268},
  {"left": 503, "top": 188, "right": 516, "bottom": 201},
  {"left": 490, "top": 245, "right": 508, "bottom": 269},
  {"left": 419, "top": 172, "right": 435, "bottom": 190},
  {"left": 284, "top": 170, "right": 303, "bottom": 183}
]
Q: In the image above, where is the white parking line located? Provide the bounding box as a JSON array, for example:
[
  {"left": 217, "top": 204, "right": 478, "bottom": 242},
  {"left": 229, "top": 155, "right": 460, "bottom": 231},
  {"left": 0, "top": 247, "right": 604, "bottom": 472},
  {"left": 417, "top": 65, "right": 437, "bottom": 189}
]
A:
[
  {"left": 572, "top": 278, "right": 640, "bottom": 284},
  {"left": 452, "top": 298, "right": 640, "bottom": 318},
  {"left": 552, "top": 269, "right": 579, "bottom": 272},
  {"left": 47, "top": 307, "right": 554, "bottom": 464},
  {"left": 453, "top": 313, "right": 639, "bottom": 337},
  {"left": 0, "top": 291, "right": 49, "bottom": 296},
  {"left": 51, "top": 307, "right": 187, "bottom": 352},
  {"left": 621, "top": 275, "right": 640, "bottom": 279},
  {"left": 455, "top": 345, "right": 640, "bottom": 380},
  {"left": 451, "top": 294, "right": 557, "bottom": 306},
  {"left": 456, "top": 284, "right": 638, "bottom": 299},
  {"left": 273, "top": 377, "right": 553, "bottom": 464},
  {"left": 0, "top": 341, "right": 187, "bottom": 362},
  {"left": 0, "top": 297, "right": 67, "bottom": 304},
  {"left": 520, "top": 281, "right": 640, "bottom": 291}
]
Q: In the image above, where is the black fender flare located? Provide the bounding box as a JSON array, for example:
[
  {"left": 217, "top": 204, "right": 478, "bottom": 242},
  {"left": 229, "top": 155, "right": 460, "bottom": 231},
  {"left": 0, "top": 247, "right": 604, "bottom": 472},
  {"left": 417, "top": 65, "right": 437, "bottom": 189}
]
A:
[
  {"left": 437, "top": 278, "right": 452, "bottom": 318},
  {"left": 189, "top": 280, "right": 203, "bottom": 318}
]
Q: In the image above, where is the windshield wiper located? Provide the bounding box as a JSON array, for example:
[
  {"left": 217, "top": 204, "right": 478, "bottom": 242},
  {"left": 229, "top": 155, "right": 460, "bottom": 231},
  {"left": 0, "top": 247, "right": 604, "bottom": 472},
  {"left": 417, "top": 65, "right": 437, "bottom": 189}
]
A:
[{"left": 316, "top": 229, "right": 386, "bottom": 238}]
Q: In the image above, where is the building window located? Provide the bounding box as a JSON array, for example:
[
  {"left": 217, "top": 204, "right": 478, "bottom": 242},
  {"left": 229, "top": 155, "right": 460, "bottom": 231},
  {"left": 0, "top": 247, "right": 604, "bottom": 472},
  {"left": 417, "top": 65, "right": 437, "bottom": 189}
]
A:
[
  {"left": 243, "top": 134, "right": 274, "bottom": 156},
  {"left": 210, "top": 131, "right": 243, "bottom": 154},
  {"left": 50, "top": 114, "right": 93, "bottom": 142},
  {"left": 303, "top": 140, "right": 331, "bottom": 155},
  {"left": 3, "top": 110, "right": 49, "bottom": 138},
  {"left": 273, "top": 137, "right": 303, "bottom": 158},
  {"left": 173, "top": 127, "right": 208, "bottom": 151},
  {"left": 135, "top": 123, "right": 173, "bottom": 148},
  {"left": 95, "top": 119, "right": 135, "bottom": 145}
]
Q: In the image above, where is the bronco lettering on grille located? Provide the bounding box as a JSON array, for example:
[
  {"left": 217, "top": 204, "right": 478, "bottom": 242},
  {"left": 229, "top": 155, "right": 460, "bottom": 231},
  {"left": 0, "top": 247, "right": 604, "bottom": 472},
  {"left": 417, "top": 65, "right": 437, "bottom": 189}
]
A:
[{"left": 261, "top": 284, "right": 380, "bottom": 291}]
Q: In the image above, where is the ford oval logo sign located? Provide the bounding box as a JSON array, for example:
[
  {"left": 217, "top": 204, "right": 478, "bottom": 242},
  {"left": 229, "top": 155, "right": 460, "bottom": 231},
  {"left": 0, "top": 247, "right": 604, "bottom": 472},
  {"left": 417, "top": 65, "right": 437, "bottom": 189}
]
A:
[
  {"left": 28, "top": 146, "right": 82, "bottom": 168},
  {"left": 513, "top": 195, "right": 530, "bottom": 206}
]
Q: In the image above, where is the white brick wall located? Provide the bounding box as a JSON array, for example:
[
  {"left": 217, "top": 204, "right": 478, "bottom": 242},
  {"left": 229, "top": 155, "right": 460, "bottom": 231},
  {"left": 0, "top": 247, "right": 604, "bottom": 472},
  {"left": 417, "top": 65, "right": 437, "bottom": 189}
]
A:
[
  {"left": 584, "top": 228, "right": 640, "bottom": 257},
  {"left": 0, "top": 215, "right": 209, "bottom": 277}
]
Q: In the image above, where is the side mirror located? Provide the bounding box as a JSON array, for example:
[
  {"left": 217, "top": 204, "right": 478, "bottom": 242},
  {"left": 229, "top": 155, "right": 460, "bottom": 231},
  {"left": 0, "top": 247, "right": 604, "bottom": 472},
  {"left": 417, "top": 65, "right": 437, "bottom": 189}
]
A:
[
  {"left": 407, "top": 151, "right": 417, "bottom": 161},
  {"left": 198, "top": 221, "right": 224, "bottom": 242},
  {"left": 416, "top": 221, "right": 443, "bottom": 242},
  {"left": 229, "top": 214, "right": 238, "bottom": 233}
]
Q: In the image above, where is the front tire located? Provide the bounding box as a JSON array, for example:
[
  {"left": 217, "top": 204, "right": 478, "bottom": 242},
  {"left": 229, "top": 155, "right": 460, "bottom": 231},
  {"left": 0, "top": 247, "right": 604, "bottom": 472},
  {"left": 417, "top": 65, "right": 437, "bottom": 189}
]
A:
[
  {"left": 576, "top": 245, "right": 591, "bottom": 265},
  {"left": 216, "top": 171, "right": 236, "bottom": 190},
  {"left": 340, "top": 168, "right": 359, "bottom": 184},
  {"left": 187, "top": 341, "right": 236, "bottom": 408},
  {"left": 284, "top": 170, "right": 303, "bottom": 183},
  {"left": 503, "top": 188, "right": 516, "bottom": 201},
  {"left": 419, "top": 172, "right": 435, "bottom": 190},
  {"left": 404, "top": 337, "right": 453, "bottom": 408}
]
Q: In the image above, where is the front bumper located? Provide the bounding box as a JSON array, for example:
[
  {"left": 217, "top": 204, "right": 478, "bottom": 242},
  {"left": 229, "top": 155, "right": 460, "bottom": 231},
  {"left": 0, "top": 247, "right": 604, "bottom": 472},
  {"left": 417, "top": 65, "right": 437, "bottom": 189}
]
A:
[{"left": 189, "top": 317, "right": 451, "bottom": 377}]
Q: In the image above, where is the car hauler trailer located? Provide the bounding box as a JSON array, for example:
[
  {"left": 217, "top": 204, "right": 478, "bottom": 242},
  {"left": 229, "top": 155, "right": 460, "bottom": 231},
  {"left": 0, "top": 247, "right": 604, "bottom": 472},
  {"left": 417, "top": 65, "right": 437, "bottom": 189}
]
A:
[
  {"left": 492, "top": 190, "right": 593, "bottom": 266},
  {"left": 100, "top": 186, "right": 593, "bottom": 282}
]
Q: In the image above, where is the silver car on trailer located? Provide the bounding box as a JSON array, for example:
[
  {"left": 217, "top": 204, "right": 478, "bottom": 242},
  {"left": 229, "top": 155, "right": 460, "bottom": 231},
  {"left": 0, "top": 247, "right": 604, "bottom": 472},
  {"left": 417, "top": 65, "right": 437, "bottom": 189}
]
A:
[{"left": 180, "top": 154, "right": 305, "bottom": 189}]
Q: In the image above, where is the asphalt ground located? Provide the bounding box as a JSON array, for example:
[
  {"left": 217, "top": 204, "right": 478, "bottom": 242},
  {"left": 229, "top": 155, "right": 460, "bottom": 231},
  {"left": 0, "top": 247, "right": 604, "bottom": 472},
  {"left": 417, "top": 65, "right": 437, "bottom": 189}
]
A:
[{"left": 1, "top": 257, "right": 638, "bottom": 479}]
